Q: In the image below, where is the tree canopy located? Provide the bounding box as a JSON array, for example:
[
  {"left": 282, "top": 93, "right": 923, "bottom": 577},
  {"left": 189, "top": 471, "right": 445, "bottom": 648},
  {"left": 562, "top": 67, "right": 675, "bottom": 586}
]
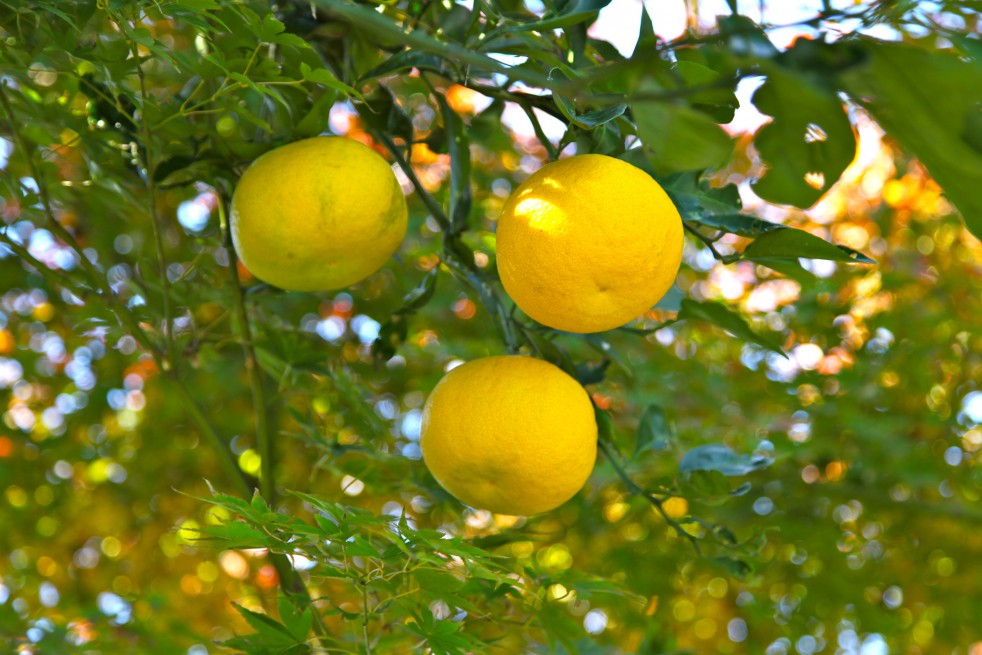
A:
[{"left": 1, "top": 1, "right": 982, "bottom": 653}]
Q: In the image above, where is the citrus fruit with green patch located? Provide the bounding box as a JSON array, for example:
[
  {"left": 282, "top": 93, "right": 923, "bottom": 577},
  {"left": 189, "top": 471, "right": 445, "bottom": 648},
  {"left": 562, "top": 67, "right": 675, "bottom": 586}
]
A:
[{"left": 231, "top": 136, "right": 407, "bottom": 291}]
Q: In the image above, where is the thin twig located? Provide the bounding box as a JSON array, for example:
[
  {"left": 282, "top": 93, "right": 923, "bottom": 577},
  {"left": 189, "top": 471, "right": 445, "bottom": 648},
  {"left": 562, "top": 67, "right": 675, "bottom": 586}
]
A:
[
  {"left": 598, "top": 439, "right": 703, "bottom": 556},
  {"left": 217, "top": 196, "right": 276, "bottom": 504},
  {"left": 684, "top": 222, "right": 739, "bottom": 264},
  {"left": 373, "top": 129, "right": 450, "bottom": 231},
  {"left": 127, "top": 25, "right": 177, "bottom": 368}
]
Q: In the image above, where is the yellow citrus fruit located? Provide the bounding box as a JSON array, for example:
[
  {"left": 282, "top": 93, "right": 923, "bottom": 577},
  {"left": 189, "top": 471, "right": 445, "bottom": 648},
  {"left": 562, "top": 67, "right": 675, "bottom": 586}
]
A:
[
  {"left": 420, "top": 355, "right": 597, "bottom": 516},
  {"left": 496, "top": 154, "right": 683, "bottom": 333},
  {"left": 230, "top": 136, "right": 407, "bottom": 291}
]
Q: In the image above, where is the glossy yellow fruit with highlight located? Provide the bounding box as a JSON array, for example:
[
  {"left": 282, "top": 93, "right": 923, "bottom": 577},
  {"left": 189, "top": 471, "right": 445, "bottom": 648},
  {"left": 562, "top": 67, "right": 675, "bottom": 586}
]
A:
[
  {"left": 231, "top": 136, "right": 407, "bottom": 291},
  {"left": 421, "top": 356, "right": 597, "bottom": 516},
  {"left": 496, "top": 154, "right": 683, "bottom": 333}
]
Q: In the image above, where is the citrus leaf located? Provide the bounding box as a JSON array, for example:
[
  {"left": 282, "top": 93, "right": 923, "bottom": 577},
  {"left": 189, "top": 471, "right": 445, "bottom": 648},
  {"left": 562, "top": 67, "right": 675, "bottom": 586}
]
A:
[
  {"left": 635, "top": 404, "right": 672, "bottom": 456},
  {"left": 839, "top": 39, "right": 982, "bottom": 241},
  {"left": 691, "top": 213, "right": 784, "bottom": 237},
  {"left": 634, "top": 101, "right": 733, "bottom": 172},
  {"left": 750, "top": 67, "right": 856, "bottom": 208},
  {"left": 743, "top": 227, "right": 874, "bottom": 264},
  {"left": 678, "top": 298, "right": 786, "bottom": 356},
  {"left": 679, "top": 444, "right": 771, "bottom": 476},
  {"left": 501, "top": 0, "right": 612, "bottom": 33}
]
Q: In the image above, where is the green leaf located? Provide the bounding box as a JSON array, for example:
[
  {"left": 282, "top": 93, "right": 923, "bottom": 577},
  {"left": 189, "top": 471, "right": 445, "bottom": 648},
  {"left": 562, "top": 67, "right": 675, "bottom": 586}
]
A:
[
  {"left": 680, "top": 469, "right": 731, "bottom": 500},
  {"left": 750, "top": 68, "right": 856, "bottom": 208},
  {"left": 299, "top": 62, "right": 363, "bottom": 100},
  {"left": 232, "top": 603, "right": 299, "bottom": 648},
  {"left": 679, "top": 444, "right": 771, "bottom": 476},
  {"left": 360, "top": 50, "right": 445, "bottom": 82},
  {"left": 635, "top": 404, "right": 671, "bottom": 455},
  {"left": 634, "top": 101, "right": 733, "bottom": 172},
  {"left": 713, "top": 555, "right": 754, "bottom": 579},
  {"left": 839, "top": 39, "right": 982, "bottom": 240},
  {"left": 691, "top": 213, "right": 784, "bottom": 237},
  {"left": 678, "top": 298, "right": 785, "bottom": 356},
  {"left": 673, "top": 60, "right": 739, "bottom": 123},
  {"left": 413, "top": 568, "right": 466, "bottom": 594},
  {"left": 277, "top": 596, "right": 313, "bottom": 642},
  {"left": 197, "top": 521, "right": 266, "bottom": 549},
  {"left": 742, "top": 227, "right": 875, "bottom": 264},
  {"left": 396, "top": 268, "right": 440, "bottom": 315},
  {"left": 547, "top": 69, "right": 626, "bottom": 130},
  {"left": 575, "top": 104, "right": 628, "bottom": 129},
  {"left": 574, "top": 358, "right": 610, "bottom": 385},
  {"left": 168, "top": 0, "right": 220, "bottom": 11},
  {"left": 503, "top": 0, "right": 612, "bottom": 33}
]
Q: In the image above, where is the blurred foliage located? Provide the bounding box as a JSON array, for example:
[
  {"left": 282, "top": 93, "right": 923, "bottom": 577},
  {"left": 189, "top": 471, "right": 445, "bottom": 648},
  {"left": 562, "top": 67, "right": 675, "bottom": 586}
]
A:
[{"left": 1, "top": 0, "right": 982, "bottom": 654}]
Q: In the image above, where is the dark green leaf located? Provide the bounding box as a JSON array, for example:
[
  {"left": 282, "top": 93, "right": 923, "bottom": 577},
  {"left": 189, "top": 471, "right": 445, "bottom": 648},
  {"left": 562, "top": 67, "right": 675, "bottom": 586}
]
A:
[
  {"left": 413, "top": 568, "right": 466, "bottom": 594},
  {"left": 678, "top": 298, "right": 785, "bottom": 355},
  {"left": 634, "top": 100, "right": 733, "bottom": 172},
  {"left": 396, "top": 268, "right": 440, "bottom": 315},
  {"left": 232, "top": 603, "right": 298, "bottom": 648},
  {"left": 751, "top": 68, "right": 856, "bottom": 207},
  {"left": 691, "top": 213, "right": 784, "bottom": 237},
  {"left": 503, "top": 0, "right": 612, "bottom": 33},
  {"left": 743, "top": 227, "right": 875, "bottom": 264},
  {"left": 680, "top": 469, "right": 731, "bottom": 499},
  {"left": 713, "top": 555, "right": 754, "bottom": 579},
  {"left": 360, "top": 50, "right": 445, "bottom": 82},
  {"left": 839, "top": 39, "right": 982, "bottom": 240}
]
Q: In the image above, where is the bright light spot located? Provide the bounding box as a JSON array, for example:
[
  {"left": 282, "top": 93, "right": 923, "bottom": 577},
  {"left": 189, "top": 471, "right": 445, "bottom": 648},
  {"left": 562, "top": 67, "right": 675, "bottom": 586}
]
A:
[
  {"left": 501, "top": 103, "right": 566, "bottom": 142},
  {"left": 39, "top": 582, "right": 59, "bottom": 607},
  {"left": 177, "top": 199, "right": 211, "bottom": 233},
  {"left": 341, "top": 474, "right": 364, "bottom": 496},
  {"left": 351, "top": 315, "right": 381, "bottom": 345},
  {"left": 583, "top": 609, "right": 607, "bottom": 634},
  {"left": 753, "top": 497, "right": 774, "bottom": 515},
  {"left": 860, "top": 634, "right": 889, "bottom": 655},
  {"left": 444, "top": 358, "right": 464, "bottom": 372},
  {"left": 728, "top": 618, "right": 748, "bottom": 642},
  {"left": 288, "top": 553, "right": 316, "bottom": 571},
  {"left": 882, "top": 585, "right": 903, "bottom": 609},
  {"left": 944, "top": 446, "right": 962, "bottom": 466},
  {"left": 401, "top": 409, "right": 422, "bottom": 441},
  {"left": 329, "top": 101, "right": 354, "bottom": 135},
  {"left": 97, "top": 592, "right": 132, "bottom": 623},
  {"left": 316, "top": 316, "right": 346, "bottom": 342},
  {"left": 961, "top": 391, "right": 982, "bottom": 425},
  {"left": 219, "top": 551, "right": 249, "bottom": 579},
  {"left": 793, "top": 343, "right": 824, "bottom": 371}
]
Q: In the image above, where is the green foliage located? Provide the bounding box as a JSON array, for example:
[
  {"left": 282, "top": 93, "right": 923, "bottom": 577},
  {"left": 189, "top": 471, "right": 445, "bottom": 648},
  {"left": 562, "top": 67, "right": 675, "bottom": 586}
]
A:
[{"left": 1, "top": 0, "right": 981, "bottom": 653}]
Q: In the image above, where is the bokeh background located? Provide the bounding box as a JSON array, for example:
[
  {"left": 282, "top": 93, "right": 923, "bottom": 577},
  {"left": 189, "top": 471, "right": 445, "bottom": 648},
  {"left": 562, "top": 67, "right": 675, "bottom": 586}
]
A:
[{"left": 2, "top": 1, "right": 982, "bottom": 653}]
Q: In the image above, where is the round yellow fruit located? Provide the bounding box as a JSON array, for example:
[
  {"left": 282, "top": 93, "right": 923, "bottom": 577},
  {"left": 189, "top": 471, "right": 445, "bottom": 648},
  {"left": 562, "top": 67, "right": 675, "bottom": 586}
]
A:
[
  {"left": 420, "top": 355, "right": 597, "bottom": 516},
  {"left": 496, "top": 154, "right": 683, "bottom": 333},
  {"left": 230, "top": 136, "right": 407, "bottom": 291}
]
